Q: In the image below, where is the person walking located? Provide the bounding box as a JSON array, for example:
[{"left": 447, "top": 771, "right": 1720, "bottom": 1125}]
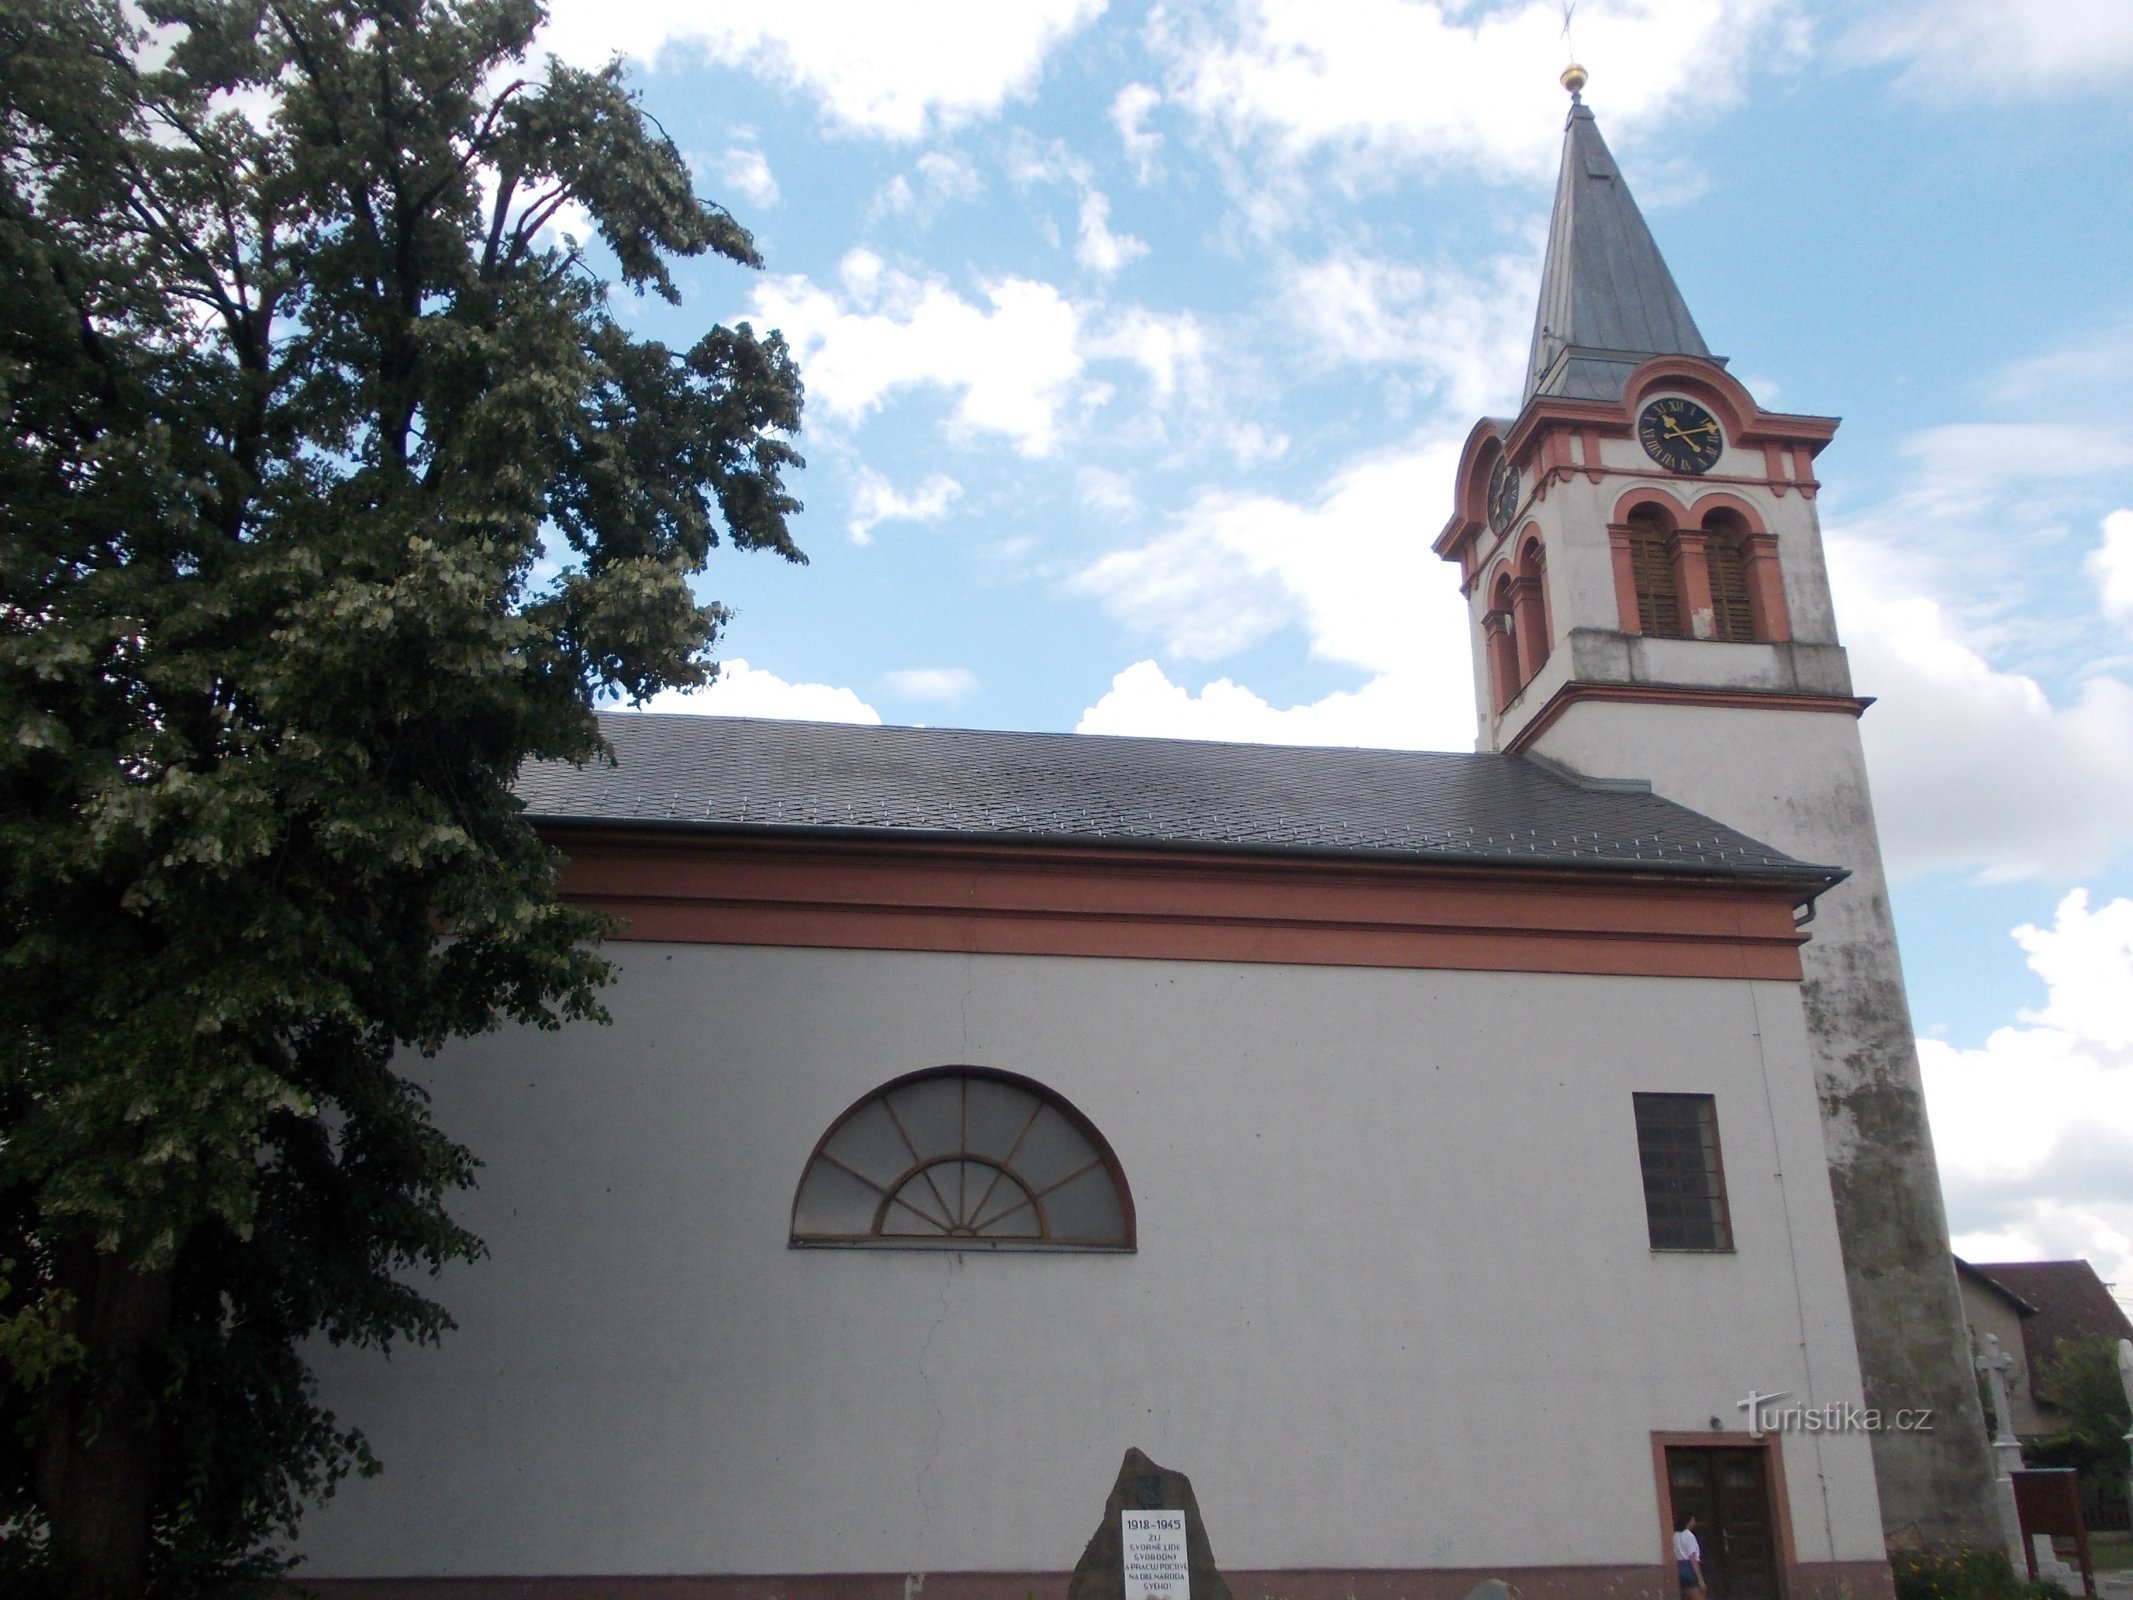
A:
[{"left": 1674, "top": 1511, "right": 1709, "bottom": 1599}]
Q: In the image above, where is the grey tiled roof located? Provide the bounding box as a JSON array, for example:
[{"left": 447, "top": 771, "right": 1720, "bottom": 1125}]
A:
[
  {"left": 518, "top": 713, "right": 1839, "bottom": 886},
  {"left": 1525, "top": 101, "right": 1712, "bottom": 404}
]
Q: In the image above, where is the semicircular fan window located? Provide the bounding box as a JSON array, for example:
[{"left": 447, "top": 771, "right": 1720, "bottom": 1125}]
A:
[{"left": 790, "top": 1068, "right": 1133, "bottom": 1251}]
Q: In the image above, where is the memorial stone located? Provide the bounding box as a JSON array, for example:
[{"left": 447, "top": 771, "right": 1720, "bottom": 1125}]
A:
[{"left": 1067, "top": 1448, "right": 1234, "bottom": 1600}]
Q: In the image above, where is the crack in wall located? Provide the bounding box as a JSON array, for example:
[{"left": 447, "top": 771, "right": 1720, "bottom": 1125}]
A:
[{"left": 913, "top": 1249, "right": 955, "bottom": 1567}]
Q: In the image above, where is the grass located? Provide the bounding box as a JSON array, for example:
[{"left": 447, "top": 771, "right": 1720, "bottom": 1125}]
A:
[{"left": 2083, "top": 1534, "right": 2133, "bottom": 1574}]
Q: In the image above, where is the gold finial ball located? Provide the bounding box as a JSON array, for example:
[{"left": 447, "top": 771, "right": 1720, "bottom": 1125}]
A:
[{"left": 1560, "top": 62, "right": 1589, "bottom": 97}]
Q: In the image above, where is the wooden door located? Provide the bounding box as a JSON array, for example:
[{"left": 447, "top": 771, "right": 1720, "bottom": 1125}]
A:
[{"left": 1666, "top": 1446, "right": 1781, "bottom": 1600}]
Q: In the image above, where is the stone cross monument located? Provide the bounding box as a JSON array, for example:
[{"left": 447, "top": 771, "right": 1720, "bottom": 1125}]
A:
[{"left": 1977, "top": 1334, "right": 2029, "bottom": 1566}]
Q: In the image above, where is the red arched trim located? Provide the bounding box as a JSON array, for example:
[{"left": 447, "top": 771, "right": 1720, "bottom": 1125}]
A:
[
  {"left": 1439, "top": 416, "right": 1515, "bottom": 565},
  {"left": 1691, "top": 495, "right": 1789, "bottom": 643},
  {"left": 1610, "top": 501, "right": 1690, "bottom": 638},
  {"left": 1685, "top": 490, "right": 1767, "bottom": 533},
  {"left": 1622, "top": 357, "right": 1758, "bottom": 441},
  {"left": 1612, "top": 486, "right": 1686, "bottom": 528}
]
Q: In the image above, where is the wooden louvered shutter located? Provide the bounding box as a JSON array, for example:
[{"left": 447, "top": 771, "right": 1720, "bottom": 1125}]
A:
[
  {"left": 1631, "top": 523, "right": 1681, "bottom": 637},
  {"left": 1706, "top": 536, "right": 1755, "bottom": 642}
]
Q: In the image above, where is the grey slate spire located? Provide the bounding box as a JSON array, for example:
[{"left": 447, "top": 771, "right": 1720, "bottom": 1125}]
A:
[{"left": 1523, "top": 85, "right": 1712, "bottom": 404}]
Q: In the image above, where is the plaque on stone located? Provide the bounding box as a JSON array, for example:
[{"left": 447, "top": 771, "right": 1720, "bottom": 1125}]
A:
[
  {"left": 1067, "top": 1448, "right": 1232, "bottom": 1600},
  {"left": 1122, "top": 1510, "right": 1188, "bottom": 1600}
]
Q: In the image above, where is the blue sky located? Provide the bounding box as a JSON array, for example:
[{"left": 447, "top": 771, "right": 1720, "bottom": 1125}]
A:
[{"left": 531, "top": 1, "right": 2133, "bottom": 1293}]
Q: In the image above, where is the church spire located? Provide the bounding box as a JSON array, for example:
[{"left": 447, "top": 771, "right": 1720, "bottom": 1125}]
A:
[{"left": 1524, "top": 67, "right": 1711, "bottom": 404}]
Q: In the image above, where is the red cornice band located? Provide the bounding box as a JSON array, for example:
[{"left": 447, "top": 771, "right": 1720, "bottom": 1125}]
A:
[
  {"left": 1506, "top": 681, "right": 1873, "bottom": 754},
  {"left": 543, "top": 827, "right": 1816, "bottom": 983}
]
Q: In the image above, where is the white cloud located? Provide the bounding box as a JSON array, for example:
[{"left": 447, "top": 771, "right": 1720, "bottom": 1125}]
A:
[
  {"left": 717, "top": 146, "right": 779, "bottom": 208},
  {"left": 1080, "top": 306, "right": 1282, "bottom": 466},
  {"left": 876, "top": 151, "right": 986, "bottom": 222},
  {"left": 1840, "top": 0, "right": 2133, "bottom": 99},
  {"left": 637, "top": 659, "right": 881, "bottom": 724},
  {"left": 1831, "top": 533, "right": 2133, "bottom": 882},
  {"left": 2091, "top": 510, "right": 2133, "bottom": 627},
  {"left": 1111, "top": 82, "right": 1165, "bottom": 184},
  {"left": 1853, "top": 334, "right": 2133, "bottom": 631},
  {"left": 1078, "top": 660, "right": 1457, "bottom": 750},
  {"left": 1846, "top": 380, "right": 2133, "bottom": 678},
  {"left": 1281, "top": 247, "right": 1538, "bottom": 415},
  {"left": 747, "top": 253, "right": 1269, "bottom": 458},
  {"left": 1923, "top": 890, "right": 2133, "bottom": 1291},
  {"left": 1002, "top": 134, "right": 1150, "bottom": 279},
  {"left": 1994, "top": 323, "right": 2133, "bottom": 409},
  {"left": 1079, "top": 466, "right": 1142, "bottom": 519},
  {"left": 1220, "top": 421, "right": 1290, "bottom": 469},
  {"left": 916, "top": 150, "right": 984, "bottom": 202},
  {"left": 1076, "top": 439, "right": 1463, "bottom": 669},
  {"left": 1896, "top": 424, "right": 2133, "bottom": 520},
  {"left": 1071, "top": 438, "right": 1480, "bottom": 752},
  {"left": 883, "top": 667, "right": 978, "bottom": 703},
  {"left": 538, "top": 0, "right": 1105, "bottom": 139},
  {"left": 750, "top": 253, "right": 1095, "bottom": 456},
  {"left": 846, "top": 468, "right": 963, "bottom": 544},
  {"left": 1086, "top": 306, "right": 1210, "bottom": 403},
  {"left": 1076, "top": 189, "right": 1149, "bottom": 275},
  {"left": 1818, "top": 322, "right": 2133, "bottom": 883},
  {"left": 2018, "top": 891, "right": 2133, "bottom": 1051},
  {"left": 1002, "top": 129, "right": 1080, "bottom": 190},
  {"left": 1150, "top": 0, "right": 1796, "bottom": 187},
  {"left": 1077, "top": 508, "right": 1295, "bottom": 660}
]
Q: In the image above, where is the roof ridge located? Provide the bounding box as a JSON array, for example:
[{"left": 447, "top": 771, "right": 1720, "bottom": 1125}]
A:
[{"left": 598, "top": 709, "right": 1495, "bottom": 765}]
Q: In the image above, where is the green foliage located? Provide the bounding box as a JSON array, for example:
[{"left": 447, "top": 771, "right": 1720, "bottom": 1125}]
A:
[
  {"left": 2026, "top": 1334, "right": 2132, "bottom": 1531},
  {"left": 0, "top": 0, "right": 803, "bottom": 1590},
  {"left": 0, "top": 1259, "right": 83, "bottom": 1386},
  {"left": 2034, "top": 1335, "right": 2133, "bottom": 1452},
  {"left": 1890, "top": 1548, "right": 2068, "bottom": 1600}
]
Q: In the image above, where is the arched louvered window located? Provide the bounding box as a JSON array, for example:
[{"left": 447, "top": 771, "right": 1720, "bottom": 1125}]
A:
[
  {"left": 1702, "top": 510, "right": 1756, "bottom": 643},
  {"left": 791, "top": 1068, "right": 1134, "bottom": 1251},
  {"left": 1485, "top": 569, "right": 1521, "bottom": 711},
  {"left": 1514, "top": 537, "right": 1551, "bottom": 678},
  {"left": 1627, "top": 507, "right": 1683, "bottom": 638}
]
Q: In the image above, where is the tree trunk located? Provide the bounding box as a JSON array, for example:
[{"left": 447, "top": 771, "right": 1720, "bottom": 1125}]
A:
[{"left": 34, "top": 1246, "right": 172, "bottom": 1599}]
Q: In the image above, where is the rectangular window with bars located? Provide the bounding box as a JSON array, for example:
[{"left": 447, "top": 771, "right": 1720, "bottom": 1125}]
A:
[{"left": 1633, "top": 1092, "right": 1734, "bottom": 1251}]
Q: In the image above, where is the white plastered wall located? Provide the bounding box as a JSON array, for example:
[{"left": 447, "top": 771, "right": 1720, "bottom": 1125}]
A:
[
  {"left": 297, "top": 941, "right": 1884, "bottom": 1579},
  {"left": 1462, "top": 423, "right": 1849, "bottom": 748}
]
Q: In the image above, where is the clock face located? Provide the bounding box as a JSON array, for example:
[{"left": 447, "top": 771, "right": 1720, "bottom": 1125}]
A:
[
  {"left": 1637, "top": 396, "right": 1724, "bottom": 475},
  {"left": 1487, "top": 456, "right": 1520, "bottom": 534}
]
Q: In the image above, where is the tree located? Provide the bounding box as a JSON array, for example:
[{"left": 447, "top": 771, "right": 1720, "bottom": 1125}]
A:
[
  {"left": 0, "top": 1, "right": 804, "bottom": 1590},
  {"left": 2026, "top": 1336, "right": 2133, "bottom": 1526}
]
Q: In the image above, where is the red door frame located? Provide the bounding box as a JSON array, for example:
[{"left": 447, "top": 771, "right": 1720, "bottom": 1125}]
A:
[{"left": 1651, "top": 1430, "right": 1797, "bottom": 1600}]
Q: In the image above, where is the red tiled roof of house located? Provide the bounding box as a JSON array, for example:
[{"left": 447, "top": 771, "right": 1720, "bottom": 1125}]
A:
[
  {"left": 1956, "top": 1257, "right": 2038, "bottom": 1317},
  {"left": 1968, "top": 1260, "right": 2133, "bottom": 1404}
]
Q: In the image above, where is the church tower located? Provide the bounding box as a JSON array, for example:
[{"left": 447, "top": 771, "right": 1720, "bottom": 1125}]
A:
[{"left": 1435, "top": 67, "right": 2000, "bottom": 1550}]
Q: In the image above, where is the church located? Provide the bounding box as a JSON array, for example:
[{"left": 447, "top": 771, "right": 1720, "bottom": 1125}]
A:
[{"left": 296, "top": 69, "right": 2000, "bottom": 1600}]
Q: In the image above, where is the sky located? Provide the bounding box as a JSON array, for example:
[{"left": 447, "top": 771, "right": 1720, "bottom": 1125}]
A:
[{"left": 525, "top": 0, "right": 2133, "bottom": 1301}]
